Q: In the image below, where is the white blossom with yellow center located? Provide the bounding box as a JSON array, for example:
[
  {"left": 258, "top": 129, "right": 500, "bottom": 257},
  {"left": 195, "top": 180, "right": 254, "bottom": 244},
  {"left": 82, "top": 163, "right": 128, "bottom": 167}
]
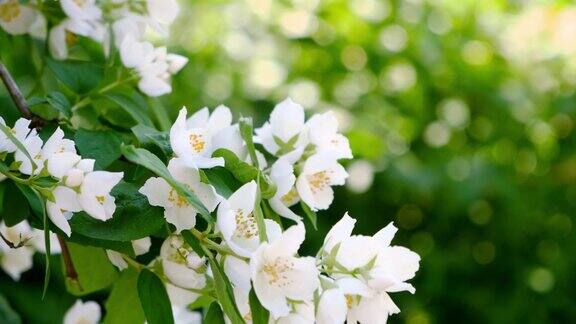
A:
[
  {"left": 160, "top": 236, "right": 207, "bottom": 290},
  {"left": 170, "top": 106, "right": 235, "bottom": 169},
  {"left": 295, "top": 153, "right": 348, "bottom": 211},
  {"left": 78, "top": 170, "right": 124, "bottom": 221},
  {"left": 140, "top": 158, "right": 220, "bottom": 233},
  {"left": 0, "top": 0, "right": 40, "bottom": 36},
  {"left": 250, "top": 222, "right": 319, "bottom": 318},
  {"left": 217, "top": 180, "right": 282, "bottom": 258}
]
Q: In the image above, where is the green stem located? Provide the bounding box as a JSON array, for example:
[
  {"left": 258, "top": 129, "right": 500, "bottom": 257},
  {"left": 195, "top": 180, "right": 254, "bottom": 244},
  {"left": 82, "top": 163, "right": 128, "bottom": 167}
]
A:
[
  {"left": 191, "top": 229, "right": 248, "bottom": 262},
  {"left": 121, "top": 254, "right": 144, "bottom": 270}
]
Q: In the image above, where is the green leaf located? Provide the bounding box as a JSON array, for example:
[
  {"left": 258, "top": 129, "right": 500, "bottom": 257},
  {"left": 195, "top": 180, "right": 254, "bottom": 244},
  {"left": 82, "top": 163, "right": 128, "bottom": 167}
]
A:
[
  {"left": 249, "top": 288, "right": 269, "bottom": 324},
  {"left": 137, "top": 269, "right": 174, "bottom": 324},
  {"left": 239, "top": 117, "right": 259, "bottom": 169},
  {"left": 69, "top": 182, "right": 165, "bottom": 241},
  {"left": 0, "top": 294, "right": 21, "bottom": 324},
  {"left": 64, "top": 242, "right": 119, "bottom": 296},
  {"left": 74, "top": 129, "right": 122, "bottom": 170},
  {"left": 189, "top": 295, "right": 215, "bottom": 310},
  {"left": 204, "top": 303, "right": 226, "bottom": 324},
  {"left": 121, "top": 145, "right": 211, "bottom": 221},
  {"left": 211, "top": 149, "right": 276, "bottom": 199},
  {"left": 104, "top": 92, "right": 154, "bottom": 127},
  {"left": 181, "top": 230, "right": 205, "bottom": 257},
  {"left": 300, "top": 202, "right": 317, "bottom": 230},
  {"left": 1, "top": 181, "right": 29, "bottom": 226},
  {"left": 212, "top": 148, "right": 258, "bottom": 183},
  {"left": 46, "top": 58, "right": 103, "bottom": 94},
  {"left": 13, "top": 183, "right": 43, "bottom": 219},
  {"left": 36, "top": 189, "right": 50, "bottom": 299},
  {"left": 46, "top": 91, "right": 71, "bottom": 119},
  {"left": 104, "top": 268, "right": 145, "bottom": 324},
  {"left": 67, "top": 234, "right": 135, "bottom": 256},
  {"left": 206, "top": 252, "right": 246, "bottom": 324},
  {"left": 201, "top": 167, "right": 239, "bottom": 198},
  {"left": 131, "top": 124, "right": 172, "bottom": 155}
]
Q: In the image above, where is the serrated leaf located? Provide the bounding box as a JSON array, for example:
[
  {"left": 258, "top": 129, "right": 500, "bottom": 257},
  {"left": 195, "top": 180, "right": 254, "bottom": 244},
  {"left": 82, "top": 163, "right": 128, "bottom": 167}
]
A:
[
  {"left": 74, "top": 129, "right": 122, "bottom": 170},
  {"left": 249, "top": 288, "right": 269, "bottom": 324},
  {"left": 69, "top": 182, "right": 165, "bottom": 241},
  {"left": 46, "top": 58, "right": 103, "bottom": 94},
  {"left": 121, "top": 145, "right": 211, "bottom": 221},
  {"left": 137, "top": 269, "right": 174, "bottom": 324},
  {"left": 104, "top": 268, "right": 145, "bottom": 324},
  {"left": 64, "top": 242, "right": 119, "bottom": 296}
]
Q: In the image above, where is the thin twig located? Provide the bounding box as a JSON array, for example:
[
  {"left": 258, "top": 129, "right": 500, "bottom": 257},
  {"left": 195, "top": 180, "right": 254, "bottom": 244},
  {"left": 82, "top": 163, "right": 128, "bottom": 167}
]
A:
[
  {"left": 0, "top": 60, "right": 44, "bottom": 128},
  {"left": 57, "top": 235, "right": 82, "bottom": 291}
]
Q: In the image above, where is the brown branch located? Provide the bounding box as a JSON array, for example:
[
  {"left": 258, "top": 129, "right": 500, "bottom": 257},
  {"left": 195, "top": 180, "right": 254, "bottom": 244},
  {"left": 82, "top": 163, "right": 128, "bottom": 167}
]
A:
[
  {"left": 57, "top": 235, "right": 82, "bottom": 291},
  {"left": 0, "top": 60, "right": 45, "bottom": 128}
]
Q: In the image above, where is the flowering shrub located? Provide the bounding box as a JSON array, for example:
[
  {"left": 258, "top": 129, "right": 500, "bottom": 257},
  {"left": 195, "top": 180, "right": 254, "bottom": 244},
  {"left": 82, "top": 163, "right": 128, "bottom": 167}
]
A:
[{"left": 0, "top": 1, "right": 420, "bottom": 323}]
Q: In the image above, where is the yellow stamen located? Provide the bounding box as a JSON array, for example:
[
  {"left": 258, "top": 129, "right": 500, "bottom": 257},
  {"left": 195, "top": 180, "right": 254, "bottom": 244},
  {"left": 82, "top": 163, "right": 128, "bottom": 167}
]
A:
[
  {"left": 0, "top": 1, "right": 21, "bottom": 23},
  {"left": 188, "top": 133, "right": 206, "bottom": 153}
]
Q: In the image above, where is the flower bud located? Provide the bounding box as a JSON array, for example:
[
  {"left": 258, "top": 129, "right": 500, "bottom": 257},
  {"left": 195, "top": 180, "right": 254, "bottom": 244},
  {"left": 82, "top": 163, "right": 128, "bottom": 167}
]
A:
[
  {"left": 186, "top": 253, "right": 205, "bottom": 270},
  {"left": 65, "top": 168, "right": 84, "bottom": 187}
]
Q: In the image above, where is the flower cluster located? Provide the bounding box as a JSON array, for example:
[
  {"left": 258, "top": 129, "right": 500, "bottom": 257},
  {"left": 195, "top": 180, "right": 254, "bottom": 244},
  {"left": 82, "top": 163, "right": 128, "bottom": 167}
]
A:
[
  {"left": 0, "top": 0, "right": 186, "bottom": 97},
  {"left": 0, "top": 117, "right": 123, "bottom": 237},
  {"left": 134, "top": 99, "right": 420, "bottom": 323}
]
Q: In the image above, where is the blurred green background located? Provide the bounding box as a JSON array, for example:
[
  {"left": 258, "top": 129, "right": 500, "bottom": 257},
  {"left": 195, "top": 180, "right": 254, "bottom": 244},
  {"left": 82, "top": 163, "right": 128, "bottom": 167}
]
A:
[{"left": 2, "top": 0, "right": 576, "bottom": 323}]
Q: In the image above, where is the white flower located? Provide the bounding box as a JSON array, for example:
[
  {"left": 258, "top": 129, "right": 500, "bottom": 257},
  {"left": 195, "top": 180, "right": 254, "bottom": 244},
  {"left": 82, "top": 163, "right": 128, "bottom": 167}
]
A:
[
  {"left": 268, "top": 158, "right": 301, "bottom": 222},
  {"left": 250, "top": 222, "right": 319, "bottom": 318},
  {"left": 170, "top": 107, "right": 233, "bottom": 169},
  {"left": 46, "top": 186, "right": 82, "bottom": 237},
  {"left": 0, "top": 221, "right": 34, "bottom": 281},
  {"left": 78, "top": 171, "right": 124, "bottom": 221},
  {"left": 49, "top": 19, "right": 105, "bottom": 60},
  {"left": 223, "top": 256, "right": 251, "bottom": 293},
  {"left": 106, "top": 237, "right": 151, "bottom": 270},
  {"left": 0, "top": 117, "right": 35, "bottom": 153},
  {"left": 0, "top": 0, "right": 41, "bottom": 36},
  {"left": 64, "top": 159, "right": 95, "bottom": 188},
  {"left": 274, "top": 299, "right": 315, "bottom": 324},
  {"left": 255, "top": 98, "right": 306, "bottom": 157},
  {"left": 316, "top": 277, "right": 371, "bottom": 324},
  {"left": 295, "top": 153, "right": 348, "bottom": 211},
  {"left": 303, "top": 111, "right": 352, "bottom": 160},
  {"left": 346, "top": 290, "right": 401, "bottom": 324},
  {"left": 172, "top": 305, "right": 202, "bottom": 324},
  {"left": 139, "top": 158, "right": 220, "bottom": 233},
  {"left": 166, "top": 283, "right": 200, "bottom": 307},
  {"left": 120, "top": 37, "right": 188, "bottom": 97},
  {"left": 112, "top": 14, "right": 147, "bottom": 48},
  {"left": 60, "top": 0, "right": 101, "bottom": 21},
  {"left": 318, "top": 213, "right": 421, "bottom": 322},
  {"left": 42, "top": 127, "right": 80, "bottom": 179},
  {"left": 217, "top": 181, "right": 282, "bottom": 258},
  {"left": 28, "top": 228, "right": 61, "bottom": 254},
  {"left": 160, "top": 236, "right": 207, "bottom": 290},
  {"left": 63, "top": 300, "right": 101, "bottom": 324},
  {"left": 146, "top": 0, "right": 180, "bottom": 35},
  {"left": 13, "top": 132, "right": 43, "bottom": 175}
]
